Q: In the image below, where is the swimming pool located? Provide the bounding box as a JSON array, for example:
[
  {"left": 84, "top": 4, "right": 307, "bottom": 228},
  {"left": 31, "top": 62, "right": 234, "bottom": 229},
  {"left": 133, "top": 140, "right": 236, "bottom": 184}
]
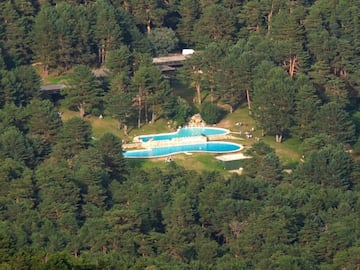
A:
[
  {"left": 138, "top": 127, "right": 229, "bottom": 142},
  {"left": 123, "top": 142, "right": 242, "bottom": 158}
]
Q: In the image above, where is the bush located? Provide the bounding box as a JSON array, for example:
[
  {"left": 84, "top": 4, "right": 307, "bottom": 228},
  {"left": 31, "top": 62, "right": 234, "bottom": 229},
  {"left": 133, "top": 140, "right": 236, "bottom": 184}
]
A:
[
  {"left": 148, "top": 27, "right": 179, "bottom": 56},
  {"left": 200, "top": 102, "right": 224, "bottom": 124},
  {"left": 353, "top": 137, "right": 360, "bottom": 154},
  {"left": 174, "top": 97, "right": 195, "bottom": 126}
]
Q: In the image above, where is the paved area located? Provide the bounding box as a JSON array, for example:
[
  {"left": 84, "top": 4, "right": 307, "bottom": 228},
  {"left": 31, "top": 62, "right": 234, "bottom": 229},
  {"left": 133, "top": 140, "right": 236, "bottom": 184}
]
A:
[{"left": 215, "top": 153, "right": 251, "bottom": 161}]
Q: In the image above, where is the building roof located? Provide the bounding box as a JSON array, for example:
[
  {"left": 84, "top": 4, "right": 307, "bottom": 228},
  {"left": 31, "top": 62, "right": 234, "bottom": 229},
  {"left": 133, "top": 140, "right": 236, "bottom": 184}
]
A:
[{"left": 40, "top": 84, "right": 65, "bottom": 92}]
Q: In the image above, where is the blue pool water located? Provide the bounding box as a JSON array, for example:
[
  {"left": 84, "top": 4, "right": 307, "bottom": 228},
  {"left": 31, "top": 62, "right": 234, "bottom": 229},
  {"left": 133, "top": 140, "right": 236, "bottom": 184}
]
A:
[
  {"left": 139, "top": 127, "right": 229, "bottom": 142},
  {"left": 124, "top": 142, "right": 242, "bottom": 158}
]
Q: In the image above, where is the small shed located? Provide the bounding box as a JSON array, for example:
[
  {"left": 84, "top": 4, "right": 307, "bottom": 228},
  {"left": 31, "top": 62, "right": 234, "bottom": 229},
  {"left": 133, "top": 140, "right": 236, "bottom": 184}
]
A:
[{"left": 216, "top": 153, "right": 252, "bottom": 170}]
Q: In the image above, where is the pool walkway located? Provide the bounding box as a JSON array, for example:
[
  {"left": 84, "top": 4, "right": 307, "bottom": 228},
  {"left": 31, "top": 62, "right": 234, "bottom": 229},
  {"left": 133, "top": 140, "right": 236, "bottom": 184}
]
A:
[
  {"left": 122, "top": 142, "right": 142, "bottom": 149},
  {"left": 207, "top": 134, "right": 241, "bottom": 141},
  {"left": 142, "top": 135, "right": 207, "bottom": 148}
]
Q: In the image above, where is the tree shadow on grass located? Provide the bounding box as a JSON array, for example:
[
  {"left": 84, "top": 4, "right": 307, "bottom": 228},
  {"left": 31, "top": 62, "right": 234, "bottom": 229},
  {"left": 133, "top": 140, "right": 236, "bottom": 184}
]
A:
[{"left": 125, "top": 158, "right": 147, "bottom": 169}]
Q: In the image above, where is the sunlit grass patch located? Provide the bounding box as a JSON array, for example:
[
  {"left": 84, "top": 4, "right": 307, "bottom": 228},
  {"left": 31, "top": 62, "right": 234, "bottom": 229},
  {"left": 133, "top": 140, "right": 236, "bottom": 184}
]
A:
[
  {"left": 89, "top": 116, "right": 124, "bottom": 139},
  {"left": 59, "top": 109, "right": 124, "bottom": 139},
  {"left": 60, "top": 109, "right": 78, "bottom": 120},
  {"left": 172, "top": 153, "right": 225, "bottom": 172},
  {"left": 225, "top": 105, "right": 254, "bottom": 124},
  {"left": 42, "top": 73, "right": 71, "bottom": 85},
  {"left": 262, "top": 136, "right": 302, "bottom": 168},
  {"left": 34, "top": 64, "right": 72, "bottom": 85},
  {"left": 130, "top": 118, "right": 173, "bottom": 138},
  {"left": 219, "top": 106, "right": 302, "bottom": 168},
  {"left": 126, "top": 152, "right": 227, "bottom": 174}
]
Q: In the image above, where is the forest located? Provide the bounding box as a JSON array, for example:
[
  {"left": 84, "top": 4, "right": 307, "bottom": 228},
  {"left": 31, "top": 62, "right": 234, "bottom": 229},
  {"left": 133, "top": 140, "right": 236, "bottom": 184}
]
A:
[{"left": 1, "top": 0, "right": 360, "bottom": 269}]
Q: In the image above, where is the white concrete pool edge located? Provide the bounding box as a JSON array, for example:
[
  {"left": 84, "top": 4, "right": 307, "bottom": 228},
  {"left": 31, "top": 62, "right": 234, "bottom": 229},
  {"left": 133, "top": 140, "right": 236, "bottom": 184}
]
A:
[
  {"left": 123, "top": 141, "right": 243, "bottom": 159},
  {"left": 133, "top": 127, "right": 230, "bottom": 143}
]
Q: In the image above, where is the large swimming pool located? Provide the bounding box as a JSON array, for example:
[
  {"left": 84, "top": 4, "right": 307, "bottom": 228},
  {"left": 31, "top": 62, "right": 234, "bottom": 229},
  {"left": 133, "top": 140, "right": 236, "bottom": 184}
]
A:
[
  {"left": 124, "top": 142, "right": 242, "bottom": 158},
  {"left": 138, "top": 127, "right": 229, "bottom": 142}
]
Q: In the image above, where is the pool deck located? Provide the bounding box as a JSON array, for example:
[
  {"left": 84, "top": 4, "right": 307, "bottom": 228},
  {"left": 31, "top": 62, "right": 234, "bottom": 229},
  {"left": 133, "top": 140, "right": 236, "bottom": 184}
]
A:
[
  {"left": 207, "top": 134, "right": 242, "bottom": 141},
  {"left": 122, "top": 142, "right": 142, "bottom": 149},
  {"left": 141, "top": 135, "right": 208, "bottom": 148},
  {"left": 123, "top": 133, "right": 242, "bottom": 150}
]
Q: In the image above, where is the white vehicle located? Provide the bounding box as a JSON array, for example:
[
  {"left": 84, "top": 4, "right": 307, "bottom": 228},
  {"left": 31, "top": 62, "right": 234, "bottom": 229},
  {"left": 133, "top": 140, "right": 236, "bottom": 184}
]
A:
[{"left": 182, "top": 49, "right": 195, "bottom": 55}]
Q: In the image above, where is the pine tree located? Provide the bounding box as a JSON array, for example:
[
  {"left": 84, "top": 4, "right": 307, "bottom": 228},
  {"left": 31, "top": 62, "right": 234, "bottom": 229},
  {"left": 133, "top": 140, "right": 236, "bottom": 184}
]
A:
[
  {"left": 94, "top": 0, "right": 123, "bottom": 65},
  {"left": 252, "top": 64, "right": 295, "bottom": 142},
  {"left": 105, "top": 46, "right": 132, "bottom": 75},
  {"left": 294, "top": 144, "right": 354, "bottom": 189},
  {"left": 26, "top": 99, "right": 63, "bottom": 143},
  {"left": 177, "top": 0, "right": 199, "bottom": 46},
  {"left": 95, "top": 133, "right": 128, "bottom": 182},
  {"left": 130, "top": 0, "right": 166, "bottom": 34},
  {"left": 32, "top": 5, "right": 59, "bottom": 74},
  {"left": 270, "top": 11, "right": 308, "bottom": 78},
  {"left": 201, "top": 42, "right": 226, "bottom": 103},
  {"left": 0, "top": 1, "right": 33, "bottom": 66},
  {"left": 193, "top": 4, "right": 237, "bottom": 46},
  {"left": 0, "top": 127, "right": 34, "bottom": 167},
  {"left": 315, "top": 102, "right": 356, "bottom": 144},
  {"left": 292, "top": 74, "right": 321, "bottom": 140},
  {"left": 178, "top": 53, "right": 205, "bottom": 105},
  {"left": 61, "top": 65, "right": 102, "bottom": 118},
  {"left": 52, "top": 117, "right": 92, "bottom": 160},
  {"left": 55, "top": 3, "right": 78, "bottom": 71}
]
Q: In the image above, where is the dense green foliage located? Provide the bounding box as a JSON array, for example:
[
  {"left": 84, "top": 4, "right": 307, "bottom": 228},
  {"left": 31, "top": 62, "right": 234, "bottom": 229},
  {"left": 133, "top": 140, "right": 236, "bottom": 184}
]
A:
[
  {"left": 1, "top": 0, "right": 360, "bottom": 268},
  {"left": 200, "top": 102, "right": 224, "bottom": 124}
]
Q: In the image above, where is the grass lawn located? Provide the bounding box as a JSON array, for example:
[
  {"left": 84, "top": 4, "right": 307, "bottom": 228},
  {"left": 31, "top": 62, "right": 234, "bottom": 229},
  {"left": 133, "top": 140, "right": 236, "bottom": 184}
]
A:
[
  {"left": 59, "top": 109, "right": 121, "bottom": 137},
  {"left": 60, "top": 109, "right": 174, "bottom": 139},
  {"left": 220, "top": 104, "right": 255, "bottom": 126},
  {"left": 42, "top": 73, "right": 71, "bottom": 85},
  {"left": 217, "top": 104, "right": 302, "bottom": 168},
  {"left": 126, "top": 153, "right": 225, "bottom": 173},
  {"left": 34, "top": 64, "right": 72, "bottom": 85},
  {"left": 262, "top": 137, "right": 302, "bottom": 168},
  {"left": 173, "top": 153, "right": 225, "bottom": 172},
  {"left": 128, "top": 118, "right": 174, "bottom": 138}
]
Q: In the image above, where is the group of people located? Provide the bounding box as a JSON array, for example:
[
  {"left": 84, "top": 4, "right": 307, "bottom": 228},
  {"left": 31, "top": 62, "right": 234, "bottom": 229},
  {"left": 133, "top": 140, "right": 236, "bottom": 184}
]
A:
[
  {"left": 245, "top": 132, "right": 253, "bottom": 139},
  {"left": 235, "top": 122, "right": 256, "bottom": 140},
  {"left": 164, "top": 156, "right": 174, "bottom": 162}
]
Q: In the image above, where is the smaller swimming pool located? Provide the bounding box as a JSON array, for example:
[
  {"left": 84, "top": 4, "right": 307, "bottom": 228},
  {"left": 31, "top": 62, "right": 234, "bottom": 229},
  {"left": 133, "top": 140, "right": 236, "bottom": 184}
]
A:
[
  {"left": 138, "top": 127, "right": 229, "bottom": 142},
  {"left": 124, "top": 141, "right": 242, "bottom": 158}
]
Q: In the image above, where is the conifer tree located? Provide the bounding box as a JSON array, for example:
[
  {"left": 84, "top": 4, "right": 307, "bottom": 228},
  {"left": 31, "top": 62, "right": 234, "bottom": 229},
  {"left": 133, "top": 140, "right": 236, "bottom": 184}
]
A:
[
  {"left": 292, "top": 74, "right": 321, "bottom": 140},
  {"left": 32, "top": 5, "right": 59, "bottom": 74},
  {"left": 177, "top": 0, "right": 199, "bottom": 46},
  {"left": 61, "top": 65, "right": 102, "bottom": 118},
  {"left": 252, "top": 64, "right": 295, "bottom": 142},
  {"left": 315, "top": 102, "right": 356, "bottom": 144}
]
